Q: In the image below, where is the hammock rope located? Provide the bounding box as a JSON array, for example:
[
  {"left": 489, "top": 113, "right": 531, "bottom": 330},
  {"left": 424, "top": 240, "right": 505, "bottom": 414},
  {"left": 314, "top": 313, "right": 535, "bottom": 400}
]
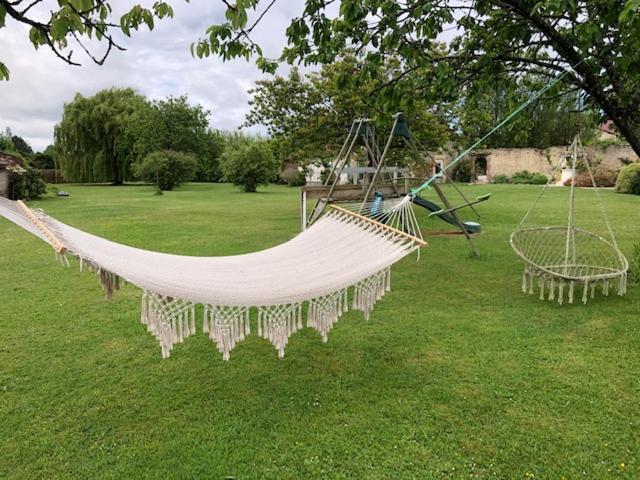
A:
[{"left": 0, "top": 196, "right": 425, "bottom": 360}]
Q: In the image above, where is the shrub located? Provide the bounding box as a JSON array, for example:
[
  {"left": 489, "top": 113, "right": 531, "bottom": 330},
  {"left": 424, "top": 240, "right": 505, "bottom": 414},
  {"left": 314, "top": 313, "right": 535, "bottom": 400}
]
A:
[
  {"left": 572, "top": 171, "right": 592, "bottom": 187},
  {"left": 530, "top": 173, "right": 548, "bottom": 185},
  {"left": 288, "top": 169, "right": 307, "bottom": 187},
  {"left": 8, "top": 167, "right": 46, "bottom": 200},
  {"left": 133, "top": 150, "right": 197, "bottom": 192},
  {"left": 569, "top": 167, "right": 618, "bottom": 188},
  {"left": 511, "top": 170, "right": 534, "bottom": 184},
  {"left": 452, "top": 160, "right": 474, "bottom": 183},
  {"left": 221, "top": 142, "right": 277, "bottom": 192},
  {"left": 492, "top": 174, "right": 510, "bottom": 184},
  {"left": 615, "top": 163, "right": 640, "bottom": 194},
  {"left": 593, "top": 168, "right": 618, "bottom": 187}
]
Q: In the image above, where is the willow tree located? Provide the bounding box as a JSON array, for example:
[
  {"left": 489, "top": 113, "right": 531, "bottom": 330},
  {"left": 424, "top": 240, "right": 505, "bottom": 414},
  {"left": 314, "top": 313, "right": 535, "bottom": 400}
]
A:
[{"left": 55, "top": 88, "right": 148, "bottom": 184}]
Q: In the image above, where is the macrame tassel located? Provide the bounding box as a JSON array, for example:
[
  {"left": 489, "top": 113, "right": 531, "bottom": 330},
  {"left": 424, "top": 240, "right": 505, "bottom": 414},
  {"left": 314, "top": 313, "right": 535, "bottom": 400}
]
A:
[
  {"left": 603, "top": 279, "right": 610, "bottom": 296},
  {"left": 568, "top": 281, "right": 575, "bottom": 304},
  {"left": 385, "top": 268, "right": 391, "bottom": 292},
  {"left": 206, "top": 306, "right": 251, "bottom": 361},
  {"left": 558, "top": 280, "right": 565, "bottom": 305},
  {"left": 590, "top": 282, "right": 596, "bottom": 299},
  {"left": 618, "top": 273, "right": 627, "bottom": 296},
  {"left": 353, "top": 270, "right": 389, "bottom": 320},
  {"left": 140, "top": 291, "right": 149, "bottom": 325},
  {"left": 522, "top": 269, "right": 528, "bottom": 293},
  {"left": 257, "top": 303, "right": 302, "bottom": 358},
  {"left": 190, "top": 306, "right": 196, "bottom": 335},
  {"left": 582, "top": 280, "right": 589, "bottom": 304},
  {"left": 307, "top": 289, "right": 347, "bottom": 342},
  {"left": 98, "top": 269, "right": 121, "bottom": 299},
  {"left": 79, "top": 257, "right": 84, "bottom": 272},
  {"left": 538, "top": 278, "right": 545, "bottom": 300},
  {"left": 548, "top": 277, "right": 555, "bottom": 301},
  {"left": 140, "top": 292, "right": 195, "bottom": 359},
  {"left": 528, "top": 272, "right": 535, "bottom": 295},
  {"left": 202, "top": 305, "right": 210, "bottom": 333}
]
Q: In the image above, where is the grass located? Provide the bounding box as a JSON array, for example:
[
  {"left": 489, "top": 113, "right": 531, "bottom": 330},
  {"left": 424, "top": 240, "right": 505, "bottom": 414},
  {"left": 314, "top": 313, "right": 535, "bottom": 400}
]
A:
[{"left": 1, "top": 182, "right": 639, "bottom": 479}]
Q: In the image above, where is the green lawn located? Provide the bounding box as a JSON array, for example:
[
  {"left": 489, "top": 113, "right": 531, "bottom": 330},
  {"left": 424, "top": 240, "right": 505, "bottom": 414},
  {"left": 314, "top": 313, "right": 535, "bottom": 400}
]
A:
[{"left": 1, "top": 183, "right": 638, "bottom": 479}]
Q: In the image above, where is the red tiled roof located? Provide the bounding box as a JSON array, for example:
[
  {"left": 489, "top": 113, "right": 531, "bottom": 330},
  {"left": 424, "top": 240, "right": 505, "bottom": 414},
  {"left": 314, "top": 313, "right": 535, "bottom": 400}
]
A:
[{"left": 0, "top": 151, "right": 24, "bottom": 168}]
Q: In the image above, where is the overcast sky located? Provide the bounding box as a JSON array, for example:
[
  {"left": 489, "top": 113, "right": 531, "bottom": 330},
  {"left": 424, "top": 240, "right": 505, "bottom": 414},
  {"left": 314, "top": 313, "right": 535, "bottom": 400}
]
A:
[{"left": 0, "top": 1, "right": 309, "bottom": 151}]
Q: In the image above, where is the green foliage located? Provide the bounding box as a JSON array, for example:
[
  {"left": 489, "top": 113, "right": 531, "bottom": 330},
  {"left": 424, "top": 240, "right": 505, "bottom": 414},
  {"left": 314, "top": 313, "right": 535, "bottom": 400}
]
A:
[
  {"left": 31, "top": 145, "right": 57, "bottom": 170},
  {"left": 0, "top": 1, "right": 174, "bottom": 81},
  {"left": 509, "top": 171, "right": 547, "bottom": 185},
  {"left": 452, "top": 161, "right": 474, "bottom": 183},
  {"left": 198, "top": 0, "right": 640, "bottom": 156},
  {"left": 10, "top": 135, "right": 33, "bottom": 159},
  {"left": 55, "top": 88, "right": 148, "bottom": 184},
  {"left": 492, "top": 174, "right": 510, "bottom": 184},
  {"left": 457, "top": 78, "right": 598, "bottom": 149},
  {"left": 128, "top": 95, "right": 224, "bottom": 182},
  {"left": 629, "top": 243, "right": 640, "bottom": 284},
  {"left": 244, "top": 57, "right": 450, "bottom": 163},
  {"left": 132, "top": 150, "right": 197, "bottom": 192},
  {"left": 615, "top": 163, "right": 640, "bottom": 194},
  {"left": 221, "top": 142, "right": 277, "bottom": 192},
  {"left": 530, "top": 173, "right": 549, "bottom": 185},
  {"left": 8, "top": 167, "right": 46, "bottom": 200},
  {"left": 0, "top": 130, "right": 15, "bottom": 152},
  {"left": 288, "top": 169, "right": 307, "bottom": 187}
]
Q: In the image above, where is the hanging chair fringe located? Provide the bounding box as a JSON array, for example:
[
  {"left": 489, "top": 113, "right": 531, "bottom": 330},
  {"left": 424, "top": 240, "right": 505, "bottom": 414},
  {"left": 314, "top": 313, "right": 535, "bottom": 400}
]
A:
[{"left": 516, "top": 265, "right": 627, "bottom": 306}]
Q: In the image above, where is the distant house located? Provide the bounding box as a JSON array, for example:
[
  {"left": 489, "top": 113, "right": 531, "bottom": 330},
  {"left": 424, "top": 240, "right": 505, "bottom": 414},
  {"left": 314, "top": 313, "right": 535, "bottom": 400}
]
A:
[{"left": 0, "top": 151, "right": 25, "bottom": 197}]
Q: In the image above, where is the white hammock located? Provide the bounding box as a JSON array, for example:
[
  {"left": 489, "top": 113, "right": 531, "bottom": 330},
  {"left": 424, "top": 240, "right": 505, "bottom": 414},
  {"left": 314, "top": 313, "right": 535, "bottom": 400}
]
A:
[{"left": 0, "top": 197, "right": 424, "bottom": 360}]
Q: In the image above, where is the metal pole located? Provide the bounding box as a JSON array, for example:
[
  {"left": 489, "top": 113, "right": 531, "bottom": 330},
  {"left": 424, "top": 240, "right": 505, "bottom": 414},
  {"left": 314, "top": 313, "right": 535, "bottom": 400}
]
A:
[{"left": 360, "top": 114, "right": 400, "bottom": 211}]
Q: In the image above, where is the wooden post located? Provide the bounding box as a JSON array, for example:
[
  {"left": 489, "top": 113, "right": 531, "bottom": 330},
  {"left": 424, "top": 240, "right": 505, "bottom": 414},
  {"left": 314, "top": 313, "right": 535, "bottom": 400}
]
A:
[
  {"left": 16, "top": 200, "right": 67, "bottom": 254},
  {"left": 432, "top": 183, "right": 480, "bottom": 257}
]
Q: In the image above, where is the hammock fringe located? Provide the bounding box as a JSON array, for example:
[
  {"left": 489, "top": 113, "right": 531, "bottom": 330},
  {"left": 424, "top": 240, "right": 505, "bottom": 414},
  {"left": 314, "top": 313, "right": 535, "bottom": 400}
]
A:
[{"left": 138, "top": 269, "right": 394, "bottom": 361}]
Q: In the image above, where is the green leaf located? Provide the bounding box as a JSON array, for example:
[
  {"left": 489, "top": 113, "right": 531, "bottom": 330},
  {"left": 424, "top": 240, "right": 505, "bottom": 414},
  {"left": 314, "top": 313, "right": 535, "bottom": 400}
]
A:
[{"left": 0, "top": 61, "right": 9, "bottom": 81}]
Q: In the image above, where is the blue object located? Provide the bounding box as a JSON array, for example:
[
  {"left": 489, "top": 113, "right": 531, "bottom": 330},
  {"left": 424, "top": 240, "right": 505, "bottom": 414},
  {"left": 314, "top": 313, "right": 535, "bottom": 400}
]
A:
[{"left": 371, "top": 191, "right": 384, "bottom": 215}]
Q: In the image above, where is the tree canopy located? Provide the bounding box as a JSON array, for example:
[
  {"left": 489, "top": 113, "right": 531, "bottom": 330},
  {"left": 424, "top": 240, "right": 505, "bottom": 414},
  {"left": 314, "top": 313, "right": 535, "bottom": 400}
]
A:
[
  {"left": 54, "top": 89, "right": 224, "bottom": 185},
  {"left": 0, "top": 0, "right": 174, "bottom": 80},
  {"left": 245, "top": 55, "right": 450, "bottom": 163},
  {"left": 5, "top": 1, "right": 640, "bottom": 155},
  {"left": 55, "top": 88, "right": 147, "bottom": 184},
  {"left": 128, "top": 95, "right": 225, "bottom": 182},
  {"left": 199, "top": 0, "right": 640, "bottom": 156}
]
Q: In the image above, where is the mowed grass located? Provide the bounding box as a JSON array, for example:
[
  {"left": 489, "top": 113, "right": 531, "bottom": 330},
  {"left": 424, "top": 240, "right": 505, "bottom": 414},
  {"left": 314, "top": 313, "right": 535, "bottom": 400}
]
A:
[{"left": 0, "top": 182, "right": 639, "bottom": 479}]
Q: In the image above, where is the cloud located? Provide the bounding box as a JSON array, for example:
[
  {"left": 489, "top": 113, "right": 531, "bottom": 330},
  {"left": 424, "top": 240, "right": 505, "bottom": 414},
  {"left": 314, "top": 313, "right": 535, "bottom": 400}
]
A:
[{"left": 0, "top": 0, "right": 308, "bottom": 151}]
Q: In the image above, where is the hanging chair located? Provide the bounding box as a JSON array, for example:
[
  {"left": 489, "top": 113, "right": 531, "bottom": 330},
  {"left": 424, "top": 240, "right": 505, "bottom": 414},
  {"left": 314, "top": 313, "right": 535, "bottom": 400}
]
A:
[{"left": 510, "top": 135, "right": 628, "bottom": 304}]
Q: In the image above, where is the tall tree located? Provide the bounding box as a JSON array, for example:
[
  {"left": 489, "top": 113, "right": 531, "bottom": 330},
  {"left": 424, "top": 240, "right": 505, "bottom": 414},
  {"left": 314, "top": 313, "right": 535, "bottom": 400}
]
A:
[
  {"left": 55, "top": 88, "right": 147, "bottom": 184},
  {"left": 245, "top": 55, "right": 451, "bottom": 163},
  {"left": 457, "top": 76, "right": 597, "bottom": 148},
  {"left": 196, "top": 0, "right": 640, "bottom": 157},
  {"left": 11, "top": 135, "right": 33, "bottom": 159},
  {"left": 5, "top": 2, "right": 640, "bottom": 155},
  {"left": 128, "top": 95, "right": 225, "bottom": 182}
]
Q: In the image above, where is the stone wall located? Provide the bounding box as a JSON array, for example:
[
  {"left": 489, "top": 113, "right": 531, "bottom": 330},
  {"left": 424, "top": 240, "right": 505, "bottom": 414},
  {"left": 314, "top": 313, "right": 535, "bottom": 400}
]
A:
[
  {"left": 0, "top": 169, "right": 8, "bottom": 197},
  {"left": 443, "top": 143, "right": 639, "bottom": 181}
]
